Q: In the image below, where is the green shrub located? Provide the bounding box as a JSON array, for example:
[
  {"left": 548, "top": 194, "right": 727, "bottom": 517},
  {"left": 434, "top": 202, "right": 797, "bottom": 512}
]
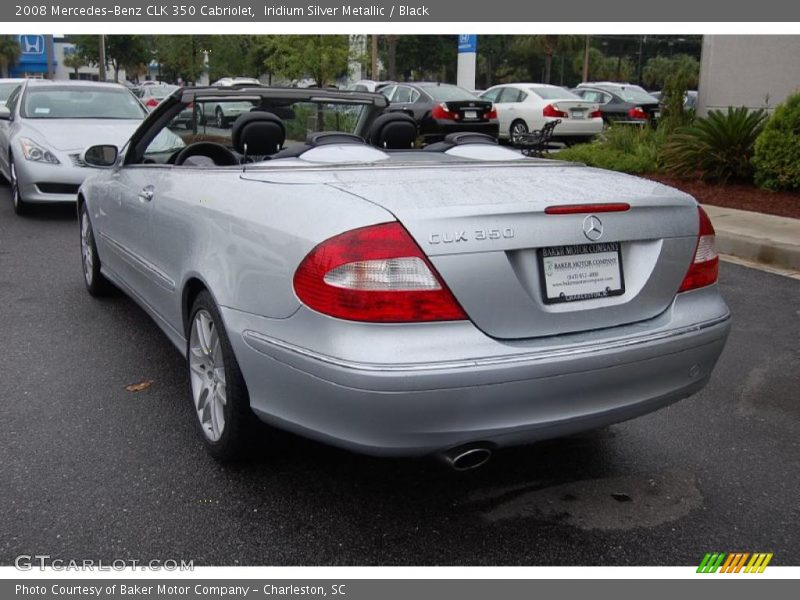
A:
[
  {"left": 556, "top": 124, "right": 665, "bottom": 174},
  {"left": 753, "top": 92, "right": 800, "bottom": 191},
  {"left": 557, "top": 139, "right": 656, "bottom": 174},
  {"left": 662, "top": 106, "right": 768, "bottom": 183}
]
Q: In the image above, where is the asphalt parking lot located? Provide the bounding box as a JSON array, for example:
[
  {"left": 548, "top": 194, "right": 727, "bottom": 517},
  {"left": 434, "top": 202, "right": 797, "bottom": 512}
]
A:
[{"left": 1, "top": 184, "right": 799, "bottom": 566}]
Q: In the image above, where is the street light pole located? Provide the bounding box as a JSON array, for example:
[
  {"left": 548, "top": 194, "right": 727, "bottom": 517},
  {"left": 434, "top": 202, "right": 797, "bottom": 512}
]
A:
[
  {"left": 98, "top": 34, "right": 106, "bottom": 81},
  {"left": 371, "top": 34, "right": 378, "bottom": 80},
  {"left": 582, "top": 35, "right": 590, "bottom": 82}
]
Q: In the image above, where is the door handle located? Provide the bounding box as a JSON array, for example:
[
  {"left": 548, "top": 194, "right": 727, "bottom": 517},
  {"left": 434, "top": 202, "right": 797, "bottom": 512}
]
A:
[{"left": 138, "top": 185, "right": 154, "bottom": 202}]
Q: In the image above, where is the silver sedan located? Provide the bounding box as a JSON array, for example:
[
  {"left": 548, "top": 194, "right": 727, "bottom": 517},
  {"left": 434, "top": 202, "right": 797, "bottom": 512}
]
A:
[{"left": 77, "top": 85, "right": 730, "bottom": 469}]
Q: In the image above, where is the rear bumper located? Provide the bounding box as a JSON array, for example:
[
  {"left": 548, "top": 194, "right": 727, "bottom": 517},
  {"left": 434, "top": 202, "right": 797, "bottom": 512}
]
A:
[
  {"left": 221, "top": 287, "right": 730, "bottom": 456},
  {"left": 551, "top": 117, "right": 604, "bottom": 138}
]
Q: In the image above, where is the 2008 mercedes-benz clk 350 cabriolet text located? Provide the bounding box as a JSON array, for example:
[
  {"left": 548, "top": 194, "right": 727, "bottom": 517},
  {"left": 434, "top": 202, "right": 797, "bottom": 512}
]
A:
[{"left": 77, "top": 86, "right": 730, "bottom": 469}]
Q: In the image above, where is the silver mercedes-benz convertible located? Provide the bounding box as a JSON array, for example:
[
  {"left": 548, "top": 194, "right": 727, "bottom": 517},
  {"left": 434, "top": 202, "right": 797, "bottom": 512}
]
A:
[{"left": 77, "top": 85, "right": 730, "bottom": 468}]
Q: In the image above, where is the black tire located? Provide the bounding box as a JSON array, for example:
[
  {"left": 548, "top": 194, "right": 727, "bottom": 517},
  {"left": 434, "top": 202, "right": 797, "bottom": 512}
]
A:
[
  {"left": 9, "top": 155, "right": 29, "bottom": 216},
  {"left": 188, "top": 290, "right": 254, "bottom": 461},
  {"left": 215, "top": 107, "right": 226, "bottom": 129},
  {"left": 510, "top": 119, "right": 529, "bottom": 144},
  {"left": 79, "top": 202, "right": 114, "bottom": 296}
]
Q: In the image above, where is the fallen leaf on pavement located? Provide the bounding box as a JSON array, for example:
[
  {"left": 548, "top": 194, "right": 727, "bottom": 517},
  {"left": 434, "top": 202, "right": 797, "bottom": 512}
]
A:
[{"left": 125, "top": 380, "right": 154, "bottom": 392}]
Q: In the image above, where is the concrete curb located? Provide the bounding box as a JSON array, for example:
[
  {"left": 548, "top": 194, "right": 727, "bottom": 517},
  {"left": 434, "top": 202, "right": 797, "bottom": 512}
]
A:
[{"left": 702, "top": 205, "right": 800, "bottom": 272}]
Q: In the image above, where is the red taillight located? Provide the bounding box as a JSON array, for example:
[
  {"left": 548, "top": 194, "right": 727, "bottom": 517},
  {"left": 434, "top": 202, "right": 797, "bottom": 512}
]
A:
[
  {"left": 679, "top": 207, "right": 719, "bottom": 293},
  {"left": 589, "top": 109, "right": 602, "bottom": 119},
  {"left": 628, "top": 106, "right": 648, "bottom": 120},
  {"left": 543, "top": 104, "right": 568, "bottom": 118},
  {"left": 484, "top": 106, "right": 498, "bottom": 120},
  {"left": 145, "top": 97, "right": 159, "bottom": 108},
  {"left": 431, "top": 102, "right": 457, "bottom": 121},
  {"left": 293, "top": 222, "right": 467, "bottom": 323}
]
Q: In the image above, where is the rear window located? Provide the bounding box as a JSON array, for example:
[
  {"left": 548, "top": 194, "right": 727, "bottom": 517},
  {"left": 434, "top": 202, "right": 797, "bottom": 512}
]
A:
[
  {"left": 420, "top": 85, "right": 478, "bottom": 102},
  {"left": 603, "top": 85, "right": 658, "bottom": 103},
  {"left": 149, "top": 85, "right": 178, "bottom": 99},
  {"left": 22, "top": 86, "right": 146, "bottom": 119},
  {"left": 528, "top": 86, "right": 582, "bottom": 100}
]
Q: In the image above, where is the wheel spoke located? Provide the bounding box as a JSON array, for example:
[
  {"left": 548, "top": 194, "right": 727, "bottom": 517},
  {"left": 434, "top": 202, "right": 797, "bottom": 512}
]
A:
[
  {"left": 215, "top": 382, "right": 227, "bottom": 407},
  {"left": 196, "top": 313, "right": 213, "bottom": 355},
  {"left": 209, "top": 388, "right": 222, "bottom": 438}
]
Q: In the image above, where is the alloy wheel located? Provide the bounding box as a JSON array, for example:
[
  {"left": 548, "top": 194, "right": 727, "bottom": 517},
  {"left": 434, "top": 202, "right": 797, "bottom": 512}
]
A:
[
  {"left": 189, "top": 309, "right": 228, "bottom": 442},
  {"left": 80, "top": 211, "right": 94, "bottom": 286}
]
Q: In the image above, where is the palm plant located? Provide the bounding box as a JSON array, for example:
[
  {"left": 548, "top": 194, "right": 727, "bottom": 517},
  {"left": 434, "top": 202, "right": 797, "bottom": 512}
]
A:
[
  {"left": 662, "top": 107, "right": 768, "bottom": 183},
  {"left": 0, "top": 35, "right": 21, "bottom": 78}
]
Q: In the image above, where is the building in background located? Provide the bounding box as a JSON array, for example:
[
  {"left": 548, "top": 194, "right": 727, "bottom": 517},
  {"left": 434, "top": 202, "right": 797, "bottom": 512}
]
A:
[
  {"left": 6, "top": 34, "right": 129, "bottom": 82},
  {"left": 698, "top": 35, "right": 800, "bottom": 115},
  {"left": 9, "top": 35, "right": 52, "bottom": 78}
]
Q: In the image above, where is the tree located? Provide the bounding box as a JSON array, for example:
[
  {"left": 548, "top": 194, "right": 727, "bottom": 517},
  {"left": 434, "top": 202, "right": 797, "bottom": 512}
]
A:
[
  {"left": 72, "top": 35, "right": 150, "bottom": 82},
  {"left": 0, "top": 36, "right": 20, "bottom": 78},
  {"left": 260, "top": 35, "right": 349, "bottom": 88},
  {"left": 62, "top": 51, "right": 86, "bottom": 76},
  {"left": 572, "top": 47, "right": 634, "bottom": 82},
  {"left": 151, "top": 35, "right": 209, "bottom": 83},
  {"left": 642, "top": 54, "right": 699, "bottom": 90},
  {"left": 387, "top": 35, "right": 454, "bottom": 82},
  {"left": 514, "top": 35, "right": 583, "bottom": 84},
  {"left": 207, "top": 35, "right": 268, "bottom": 82}
]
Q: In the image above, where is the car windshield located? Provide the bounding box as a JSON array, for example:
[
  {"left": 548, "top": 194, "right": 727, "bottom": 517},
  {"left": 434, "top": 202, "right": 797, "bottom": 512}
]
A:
[
  {"left": 421, "top": 85, "right": 478, "bottom": 101},
  {"left": 604, "top": 85, "right": 658, "bottom": 103},
  {"left": 0, "top": 82, "right": 21, "bottom": 102},
  {"left": 22, "top": 86, "right": 146, "bottom": 119},
  {"left": 143, "top": 96, "right": 370, "bottom": 162},
  {"left": 529, "top": 86, "right": 582, "bottom": 100}
]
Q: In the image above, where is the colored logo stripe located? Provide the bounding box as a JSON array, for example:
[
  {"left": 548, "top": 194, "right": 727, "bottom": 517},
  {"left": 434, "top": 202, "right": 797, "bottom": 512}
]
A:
[{"left": 697, "top": 552, "right": 773, "bottom": 573}]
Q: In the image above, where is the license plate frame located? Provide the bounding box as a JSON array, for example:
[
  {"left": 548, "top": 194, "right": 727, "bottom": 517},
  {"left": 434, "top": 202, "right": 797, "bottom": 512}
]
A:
[
  {"left": 538, "top": 242, "right": 625, "bottom": 304},
  {"left": 463, "top": 110, "right": 478, "bottom": 120},
  {"left": 571, "top": 109, "right": 586, "bottom": 119}
]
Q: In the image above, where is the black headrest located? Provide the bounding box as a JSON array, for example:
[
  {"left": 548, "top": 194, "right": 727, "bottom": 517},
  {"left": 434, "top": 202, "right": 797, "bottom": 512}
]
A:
[
  {"left": 232, "top": 111, "right": 285, "bottom": 155},
  {"left": 307, "top": 132, "right": 365, "bottom": 146},
  {"left": 368, "top": 112, "right": 417, "bottom": 149}
]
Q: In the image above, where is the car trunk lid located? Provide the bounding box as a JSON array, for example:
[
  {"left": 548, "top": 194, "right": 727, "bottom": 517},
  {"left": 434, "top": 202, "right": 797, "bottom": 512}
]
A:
[
  {"left": 442, "top": 99, "right": 494, "bottom": 122},
  {"left": 325, "top": 163, "right": 699, "bottom": 339}
]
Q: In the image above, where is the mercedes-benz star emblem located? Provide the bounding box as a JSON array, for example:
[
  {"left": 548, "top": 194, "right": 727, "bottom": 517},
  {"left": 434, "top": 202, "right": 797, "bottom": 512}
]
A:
[{"left": 582, "top": 215, "right": 603, "bottom": 241}]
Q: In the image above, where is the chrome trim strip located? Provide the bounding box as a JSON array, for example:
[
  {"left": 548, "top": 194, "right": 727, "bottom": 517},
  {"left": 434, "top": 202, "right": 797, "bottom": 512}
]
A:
[
  {"left": 243, "top": 314, "right": 730, "bottom": 373},
  {"left": 98, "top": 232, "right": 176, "bottom": 292}
]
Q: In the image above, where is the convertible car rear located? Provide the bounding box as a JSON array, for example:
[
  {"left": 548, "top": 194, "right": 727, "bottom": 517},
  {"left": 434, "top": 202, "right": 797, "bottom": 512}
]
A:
[{"left": 76, "top": 86, "right": 730, "bottom": 467}]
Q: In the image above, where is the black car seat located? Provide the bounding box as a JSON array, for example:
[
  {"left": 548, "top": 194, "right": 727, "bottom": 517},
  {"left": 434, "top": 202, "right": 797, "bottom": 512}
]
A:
[
  {"left": 367, "top": 112, "right": 418, "bottom": 149},
  {"left": 232, "top": 111, "right": 286, "bottom": 158}
]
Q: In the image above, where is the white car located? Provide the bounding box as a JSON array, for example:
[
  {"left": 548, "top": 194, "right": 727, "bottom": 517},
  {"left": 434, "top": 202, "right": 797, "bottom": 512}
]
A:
[
  {"left": 202, "top": 78, "right": 264, "bottom": 127},
  {"left": 481, "top": 83, "right": 603, "bottom": 144}
]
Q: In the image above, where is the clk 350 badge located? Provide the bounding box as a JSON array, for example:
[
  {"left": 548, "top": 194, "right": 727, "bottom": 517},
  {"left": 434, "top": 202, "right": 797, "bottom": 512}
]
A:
[{"left": 429, "top": 228, "right": 515, "bottom": 244}]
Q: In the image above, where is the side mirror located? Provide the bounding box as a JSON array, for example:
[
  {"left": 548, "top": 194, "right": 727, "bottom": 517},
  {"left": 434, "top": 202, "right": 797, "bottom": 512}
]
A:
[
  {"left": 83, "top": 144, "right": 119, "bottom": 168},
  {"left": 0, "top": 106, "right": 11, "bottom": 120}
]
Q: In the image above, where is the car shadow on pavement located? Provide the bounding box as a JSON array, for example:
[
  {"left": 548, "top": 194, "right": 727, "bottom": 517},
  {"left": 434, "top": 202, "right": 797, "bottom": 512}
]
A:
[{"left": 18, "top": 201, "right": 78, "bottom": 221}]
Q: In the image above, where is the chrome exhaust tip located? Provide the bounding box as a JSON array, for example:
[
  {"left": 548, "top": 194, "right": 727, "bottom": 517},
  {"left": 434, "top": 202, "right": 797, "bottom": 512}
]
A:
[{"left": 438, "top": 443, "right": 493, "bottom": 471}]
